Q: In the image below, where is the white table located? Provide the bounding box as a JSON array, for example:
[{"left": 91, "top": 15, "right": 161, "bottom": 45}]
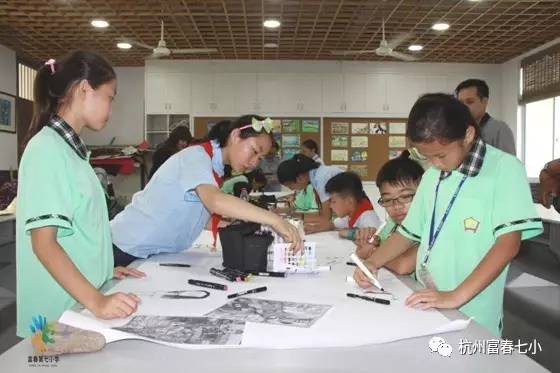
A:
[{"left": 0, "top": 230, "right": 548, "bottom": 372}]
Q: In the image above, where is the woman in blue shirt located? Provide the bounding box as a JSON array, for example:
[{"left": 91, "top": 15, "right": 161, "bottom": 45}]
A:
[{"left": 111, "top": 115, "right": 303, "bottom": 266}]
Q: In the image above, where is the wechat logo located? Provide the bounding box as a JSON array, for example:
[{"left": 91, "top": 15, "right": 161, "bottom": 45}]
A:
[{"left": 428, "top": 336, "right": 453, "bottom": 357}]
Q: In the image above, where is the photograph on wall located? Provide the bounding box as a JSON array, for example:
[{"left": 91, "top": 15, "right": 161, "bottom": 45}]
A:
[
  {"left": 350, "top": 165, "right": 368, "bottom": 179},
  {"left": 351, "top": 149, "right": 368, "bottom": 162},
  {"left": 302, "top": 119, "right": 320, "bottom": 133},
  {"left": 351, "top": 122, "right": 369, "bottom": 135},
  {"left": 272, "top": 119, "right": 282, "bottom": 132},
  {"left": 331, "top": 135, "right": 348, "bottom": 148},
  {"left": 282, "top": 119, "right": 301, "bottom": 133},
  {"left": 0, "top": 92, "right": 15, "bottom": 133},
  {"left": 389, "top": 150, "right": 403, "bottom": 159},
  {"left": 336, "top": 165, "right": 348, "bottom": 171},
  {"left": 282, "top": 134, "right": 300, "bottom": 147},
  {"left": 331, "top": 149, "right": 349, "bottom": 162},
  {"left": 332, "top": 122, "right": 349, "bottom": 134},
  {"left": 351, "top": 136, "right": 368, "bottom": 148},
  {"left": 282, "top": 147, "right": 299, "bottom": 160},
  {"left": 369, "top": 122, "right": 387, "bottom": 135},
  {"left": 389, "top": 136, "right": 407, "bottom": 148},
  {"left": 389, "top": 122, "right": 406, "bottom": 135}
]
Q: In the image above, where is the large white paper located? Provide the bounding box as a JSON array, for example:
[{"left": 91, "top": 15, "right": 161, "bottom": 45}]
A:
[{"left": 59, "top": 231, "right": 470, "bottom": 350}]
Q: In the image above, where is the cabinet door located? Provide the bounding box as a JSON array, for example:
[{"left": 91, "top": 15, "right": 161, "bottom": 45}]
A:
[
  {"left": 166, "top": 73, "right": 191, "bottom": 113},
  {"left": 365, "top": 73, "right": 386, "bottom": 113},
  {"left": 385, "top": 74, "right": 426, "bottom": 115},
  {"left": 322, "top": 74, "right": 344, "bottom": 112},
  {"left": 145, "top": 73, "right": 168, "bottom": 114},
  {"left": 275, "top": 74, "right": 300, "bottom": 113},
  {"left": 344, "top": 73, "right": 366, "bottom": 113},
  {"left": 297, "top": 74, "right": 322, "bottom": 113},
  {"left": 257, "top": 73, "right": 281, "bottom": 114},
  {"left": 190, "top": 73, "right": 213, "bottom": 113},
  {"left": 213, "top": 74, "right": 236, "bottom": 113},
  {"left": 234, "top": 73, "right": 258, "bottom": 114}
]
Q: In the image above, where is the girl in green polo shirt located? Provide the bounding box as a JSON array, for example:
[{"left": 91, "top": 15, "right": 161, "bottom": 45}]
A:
[
  {"left": 354, "top": 93, "right": 543, "bottom": 335},
  {"left": 16, "top": 51, "right": 145, "bottom": 337}
]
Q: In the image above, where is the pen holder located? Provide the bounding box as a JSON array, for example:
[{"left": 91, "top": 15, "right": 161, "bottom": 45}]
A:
[{"left": 219, "top": 222, "right": 274, "bottom": 272}]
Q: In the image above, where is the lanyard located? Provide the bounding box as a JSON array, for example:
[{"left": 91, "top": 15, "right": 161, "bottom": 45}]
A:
[{"left": 424, "top": 173, "right": 468, "bottom": 265}]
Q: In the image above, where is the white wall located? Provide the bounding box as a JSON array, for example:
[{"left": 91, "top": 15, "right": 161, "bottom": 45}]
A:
[
  {"left": 500, "top": 36, "right": 560, "bottom": 151},
  {"left": 81, "top": 66, "right": 145, "bottom": 146},
  {"left": 0, "top": 44, "right": 17, "bottom": 170}
]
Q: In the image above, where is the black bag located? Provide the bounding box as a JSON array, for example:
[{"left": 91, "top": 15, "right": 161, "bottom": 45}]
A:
[{"left": 219, "top": 222, "right": 273, "bottom": 272}]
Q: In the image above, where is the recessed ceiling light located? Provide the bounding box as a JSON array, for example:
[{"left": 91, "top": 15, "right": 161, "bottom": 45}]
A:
[
  {"left": 117, "top": 42, "right": 132, "bottom": 49},
  {"left": 264, "top": 43, "right": 278, "bottom": 48},
  {"left": 432, "top": 22, "right": 450, "bottom": 31},
  {"left": 91, "top": 19, "right": 109, "bottom": 28},
  {"left": 263, "top": 19, "right": 281, "bottom": 29},
  {"left": 408, "top": 44, "right": 423, "bottom": 51}
]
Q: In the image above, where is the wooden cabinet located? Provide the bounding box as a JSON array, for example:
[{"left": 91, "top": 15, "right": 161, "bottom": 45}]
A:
[{"left": 145, "top": 72, "right": 191, "bottom": 114}]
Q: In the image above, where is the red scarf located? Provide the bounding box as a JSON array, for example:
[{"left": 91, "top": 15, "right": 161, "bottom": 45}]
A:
[
  {"left": 348, "top": 197, "right": 374, "bottom": 228},
  {"left": 199, "top": 142, "right": 223, "bottom": 247}
]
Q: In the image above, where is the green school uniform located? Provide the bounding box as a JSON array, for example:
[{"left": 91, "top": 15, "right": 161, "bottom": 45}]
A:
[
  {"left": 221, "top": 175, "right": 249, "bottom": 195},
  {"left": 377, "top": 218, "right": 398, "bottom": 242},
  {"left": 294, "top": 184, "right": 319, "bottom": 211},
  {"left": 16, "top": 117, "right": 113, "bottom": 337},
  {"left": 397, "top": 139, "right": 542, "bottom": 336}
]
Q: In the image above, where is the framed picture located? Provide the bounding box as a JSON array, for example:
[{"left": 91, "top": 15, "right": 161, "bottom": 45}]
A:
[
  {"left": 332, "top": 122, "right": 349, "bottom": 134},
  {"left": 332, "top": 135, "right": 348, "bottom": 148},
  {"left": 0, "top": 92, "right": 16, "bottom": 133},
  {"left": 302, "top": 119, "right": 320, "bottom": 133},
  {"left": 282, "top": 134, "right": 300, "bottom": 147}
]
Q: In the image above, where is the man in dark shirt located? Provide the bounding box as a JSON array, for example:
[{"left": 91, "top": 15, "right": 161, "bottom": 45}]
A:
[{"left": 455, "top": 79, "right": 516, "bottom": 156}]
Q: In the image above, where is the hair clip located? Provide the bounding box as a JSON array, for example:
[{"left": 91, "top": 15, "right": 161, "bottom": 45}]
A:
[
  {"left": 239, "top": 117, "right": 273, "bottom": 133},
  {"left": 44, "top": 59, "right": 56, "bottom": 75}
]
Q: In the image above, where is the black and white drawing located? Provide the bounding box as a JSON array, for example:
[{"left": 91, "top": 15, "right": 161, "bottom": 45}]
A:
[
  {"left": 114, "top": 316, "right": 245, "bottom": 345},
  {"left": 205, "top": 297, "right": 332, "bottom": 328}
]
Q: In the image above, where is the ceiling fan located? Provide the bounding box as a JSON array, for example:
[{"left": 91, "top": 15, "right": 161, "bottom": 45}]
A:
[
  {"left": 330, "top": 18, "right": 418, "bottom": 61},
  {"left": 125, "top": 20, "right": 218, "bottom": 59}
]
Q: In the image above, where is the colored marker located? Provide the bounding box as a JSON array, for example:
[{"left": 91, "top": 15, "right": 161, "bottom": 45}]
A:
[
  {"left": 188, "top": 279, "right": 227, "bottom": 291},
  {"left": 159, "top": 263, "right": 191, "bottom": 268},
  {"left": 350, "top": 253, "right": 384, "bottom": 291},
  {"left": 210, "top": 267, "right": 240, "bottom": 282},
  {"left": 247, "top": 271, "right": 286, "bottom": 278},
  {"left": 227, "top": 286, "right": 267, "bottom": 299},
  {"left": 368, "top": 221, "right": 387, "bottom": 243},
  {"left": 347, "top": 292, "right": 390, "bottom": 305},
  {"left": 346, "top": 261, "right": 357, "bottom": 267}
]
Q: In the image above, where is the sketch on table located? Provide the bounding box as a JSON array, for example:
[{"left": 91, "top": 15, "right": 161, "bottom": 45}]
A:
[
  {"left": 113, "top": 316, "right": 245, "bottom": 345},
  {"left": 205, "top": 297, "right": 332, "bottom": 328},
  {"left": 136, "top": 290, "right": 210, "bottom": 299}
]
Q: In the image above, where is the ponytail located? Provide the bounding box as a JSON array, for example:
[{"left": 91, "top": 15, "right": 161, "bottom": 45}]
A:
[{"left": 26, "top": 50, "right": 115, "bottom": 146}]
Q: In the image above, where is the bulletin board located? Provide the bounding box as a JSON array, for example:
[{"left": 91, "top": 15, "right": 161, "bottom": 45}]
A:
[
  {"left": 322, "top": 117, "right": 408, "bottom": 182},
  {"left": 193, "top": 116, "right": 321, "bottom": 161}
]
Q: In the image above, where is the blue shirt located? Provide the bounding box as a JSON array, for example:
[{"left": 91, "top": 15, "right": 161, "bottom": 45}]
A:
[
  {"left": 309, "top": 165, "right": 343, "bottom": 203},
  {"left": 111, "top": 140, "right": 224, "bottom": 258}
]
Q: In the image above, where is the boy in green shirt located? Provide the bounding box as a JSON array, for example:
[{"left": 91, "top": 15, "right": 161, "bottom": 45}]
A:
[{"left": 354, "top": 94, "right": 542, "bottom": 335}]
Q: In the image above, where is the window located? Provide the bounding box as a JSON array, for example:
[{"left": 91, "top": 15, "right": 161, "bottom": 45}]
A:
[
  {"left": 523, "top": 98, "right": 554, "bottom": 178},
  {"left": 18, "top": 63, "right": 37, "bottom": 101}
]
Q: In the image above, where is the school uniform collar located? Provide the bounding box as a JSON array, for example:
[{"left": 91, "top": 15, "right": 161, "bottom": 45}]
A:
[
  {"left": 47, "top": 116, "right": 89, "bottom": 160},
  {"left": 440, "top": 137, "right": 486, "bottom": 179},
  {"left": 210, "top": 140, "right": 225, "bottom": 177}
]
